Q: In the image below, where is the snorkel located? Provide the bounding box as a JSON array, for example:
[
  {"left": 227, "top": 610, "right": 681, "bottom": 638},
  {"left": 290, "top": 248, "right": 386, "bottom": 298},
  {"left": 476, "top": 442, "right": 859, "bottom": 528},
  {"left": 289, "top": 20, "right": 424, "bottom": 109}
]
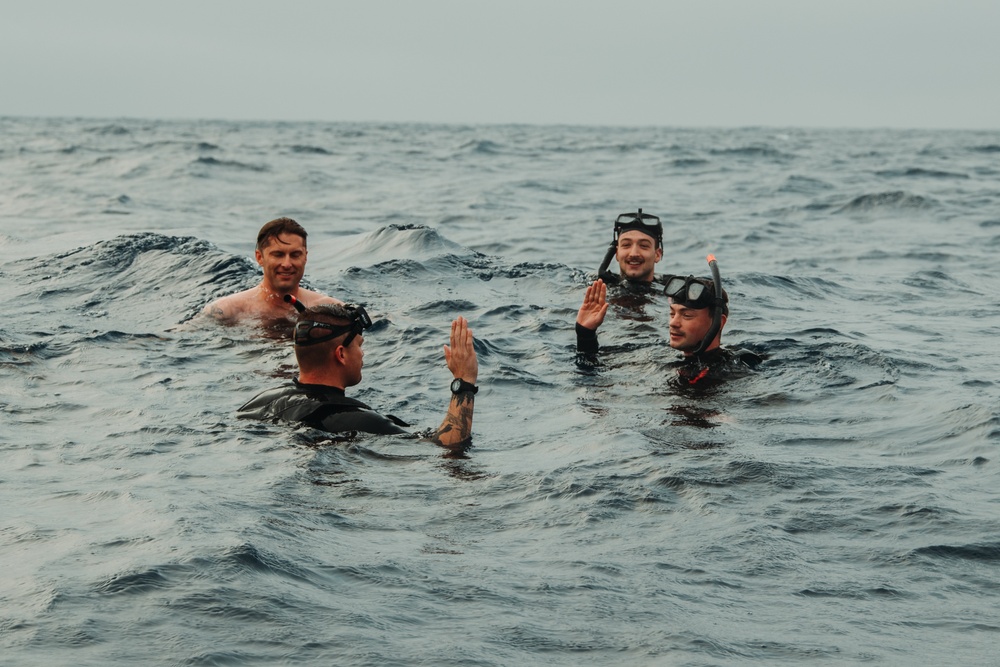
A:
[
  {"left": 691, "top": 254, "right": 724, "bottom": 356},
  {"left": 597, "top": 242, "right": 617, "bottom": 278},
  {"left": 283, "top": 294, "right": 306, "bottom": 313}
]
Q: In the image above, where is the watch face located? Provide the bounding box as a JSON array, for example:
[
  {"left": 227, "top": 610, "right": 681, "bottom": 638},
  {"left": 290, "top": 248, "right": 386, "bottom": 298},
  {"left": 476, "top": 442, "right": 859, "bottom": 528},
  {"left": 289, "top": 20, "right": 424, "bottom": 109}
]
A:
[{"left": 451, "top": 379, "right": 476, "bottom": 394}]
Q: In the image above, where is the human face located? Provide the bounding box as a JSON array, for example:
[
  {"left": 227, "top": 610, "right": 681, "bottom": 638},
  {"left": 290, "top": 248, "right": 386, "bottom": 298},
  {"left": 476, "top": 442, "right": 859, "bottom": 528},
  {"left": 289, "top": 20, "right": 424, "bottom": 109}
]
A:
[
  {"left": 342, "top": 334, "right": 365, "bottom": 387},
  {"left": 256, "top": 233, "right": 307, "bottom": 294},
  {"left": 616, "top": 230, "right": 662, "bottom": 282},
  {"left": 668, "top": 303, "right": 722, "bottom": 355}
]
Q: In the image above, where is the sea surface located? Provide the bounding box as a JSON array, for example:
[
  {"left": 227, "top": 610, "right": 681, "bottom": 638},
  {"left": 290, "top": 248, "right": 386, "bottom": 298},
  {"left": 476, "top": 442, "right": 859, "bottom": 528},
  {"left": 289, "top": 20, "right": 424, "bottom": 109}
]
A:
[{"left": 1, "top": 117, "right": 999, "bottom": 666}]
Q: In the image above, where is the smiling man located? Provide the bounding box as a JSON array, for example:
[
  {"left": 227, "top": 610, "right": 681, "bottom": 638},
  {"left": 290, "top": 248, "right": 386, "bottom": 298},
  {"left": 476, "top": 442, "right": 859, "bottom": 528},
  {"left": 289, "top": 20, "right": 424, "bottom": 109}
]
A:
[
  {"left": 598, "top": 209, "right": 664, "bottom": 285},
  {"left": 203, "top": 217, "right": 342, "bottom": 324}
]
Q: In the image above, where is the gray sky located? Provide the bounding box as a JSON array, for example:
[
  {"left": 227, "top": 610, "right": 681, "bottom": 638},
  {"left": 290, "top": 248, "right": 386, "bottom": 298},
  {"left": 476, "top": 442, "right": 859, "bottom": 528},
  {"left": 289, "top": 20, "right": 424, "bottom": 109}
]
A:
[{"left": 3, "top": 0, "right": 998, "bottom": 128}]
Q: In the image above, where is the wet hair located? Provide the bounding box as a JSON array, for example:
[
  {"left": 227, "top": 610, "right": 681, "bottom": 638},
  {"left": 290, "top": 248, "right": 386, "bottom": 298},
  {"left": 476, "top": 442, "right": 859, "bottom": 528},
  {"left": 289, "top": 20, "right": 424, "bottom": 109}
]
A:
[
  {"left": 293, "top": 305, "right": 354, "bottom": 367},
  {"left": 298, "top": 304, "right": 353, "bottom": 326},
  {"left": 707, "top": 283, "right": 730, "bottom": 317},
  {"left": 256, "top": 217, "right": 307, "bottom": 251}
]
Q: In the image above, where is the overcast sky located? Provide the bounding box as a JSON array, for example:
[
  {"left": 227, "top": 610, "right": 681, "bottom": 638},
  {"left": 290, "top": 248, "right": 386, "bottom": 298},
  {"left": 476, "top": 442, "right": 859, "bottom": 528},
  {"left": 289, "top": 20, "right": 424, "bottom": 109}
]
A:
[{"left": 3, "top": 0, "right": 998, "bottom": 128}]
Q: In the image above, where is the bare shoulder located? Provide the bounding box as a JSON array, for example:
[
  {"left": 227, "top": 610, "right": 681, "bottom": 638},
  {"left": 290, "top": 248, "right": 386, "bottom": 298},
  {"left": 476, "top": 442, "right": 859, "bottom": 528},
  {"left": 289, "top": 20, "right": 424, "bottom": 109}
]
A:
[
  {"left": 202, "top": 289, "right": 257, "bottom": 322},
  {"left": 299, "top": 288, "right": 344, "bottom": 306}
]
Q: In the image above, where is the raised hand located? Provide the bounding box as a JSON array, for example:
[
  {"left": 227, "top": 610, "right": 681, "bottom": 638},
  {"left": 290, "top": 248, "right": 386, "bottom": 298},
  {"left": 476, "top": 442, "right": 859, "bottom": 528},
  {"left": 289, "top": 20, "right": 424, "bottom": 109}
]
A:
[
  {"left": 433, "top": 316, "right": 478, "bottom": 449},
  {"left": 443, "top": 316, "right": 478, "bottom": 385},
  {"left": 576, "top": 278, "right": 608, "bottom": 331}
]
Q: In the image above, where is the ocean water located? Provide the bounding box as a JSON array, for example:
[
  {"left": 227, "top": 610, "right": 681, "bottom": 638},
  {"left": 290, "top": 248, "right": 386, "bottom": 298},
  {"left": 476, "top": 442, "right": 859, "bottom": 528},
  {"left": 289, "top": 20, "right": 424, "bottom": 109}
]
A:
[{"left": 1, "top": 117, "right": 999, "bottom": 666}]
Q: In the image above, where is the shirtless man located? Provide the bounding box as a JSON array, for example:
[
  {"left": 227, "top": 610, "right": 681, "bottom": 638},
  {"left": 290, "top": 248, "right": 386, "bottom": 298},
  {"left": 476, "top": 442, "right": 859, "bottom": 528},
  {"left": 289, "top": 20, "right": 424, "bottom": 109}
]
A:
[{"left": 202, "top": 217, "right": 342, "bottom": 323}]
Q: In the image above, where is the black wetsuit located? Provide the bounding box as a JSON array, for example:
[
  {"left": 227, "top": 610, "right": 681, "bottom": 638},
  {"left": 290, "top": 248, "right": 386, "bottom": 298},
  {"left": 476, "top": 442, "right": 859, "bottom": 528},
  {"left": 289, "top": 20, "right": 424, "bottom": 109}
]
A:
[
  {"left": 239, "top": 380, "right": 409, "bottom": 435},
  {"left": 670, "top": 347, "right": 762, "bottom": 386},
  {"left": 576, "top": 322, "right": 603, "bottom": 359},
  {"left": 598, "top": 272, "right": 668, "bottom": 291},
  {"left": 576, "top": 324, "right": 760, "bottom": 384}
]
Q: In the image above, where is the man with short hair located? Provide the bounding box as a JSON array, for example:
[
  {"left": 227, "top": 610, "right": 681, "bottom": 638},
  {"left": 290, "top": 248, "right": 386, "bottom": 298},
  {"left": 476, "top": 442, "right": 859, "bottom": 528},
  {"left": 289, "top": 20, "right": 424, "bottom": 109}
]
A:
[
  {"left": 597, "top": 209, "right": 664, "bottom": 285},
  {"left": 203, "top": 217, "right": 342, "bottom": 324},
  {"left": 239, "top": 304, "right": 480, "bottom": 448},
  {"left": 577, "top": 258, "right": 760, "bottom": 385}
]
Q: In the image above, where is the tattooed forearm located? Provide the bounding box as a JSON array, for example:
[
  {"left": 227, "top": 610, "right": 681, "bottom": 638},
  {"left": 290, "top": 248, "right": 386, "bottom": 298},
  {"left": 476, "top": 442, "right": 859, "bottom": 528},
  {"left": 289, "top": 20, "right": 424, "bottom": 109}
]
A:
[{"left": 430, "top": 393, "right": 475, "bottom": 448}]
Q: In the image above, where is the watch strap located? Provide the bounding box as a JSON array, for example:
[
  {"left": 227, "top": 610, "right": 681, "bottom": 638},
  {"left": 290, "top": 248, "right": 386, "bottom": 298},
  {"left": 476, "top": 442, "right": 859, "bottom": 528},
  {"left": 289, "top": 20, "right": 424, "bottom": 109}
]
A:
[{"left": 451, "top": 378, "right": 478, "bottom": 395}]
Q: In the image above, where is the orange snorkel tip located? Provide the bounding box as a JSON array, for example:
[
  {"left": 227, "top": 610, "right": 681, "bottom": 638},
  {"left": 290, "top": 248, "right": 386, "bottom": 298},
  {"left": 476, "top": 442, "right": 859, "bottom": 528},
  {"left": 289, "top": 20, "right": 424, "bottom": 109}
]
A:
[{"left": 283, "top": 294, "right": 306, "bottom": 313}]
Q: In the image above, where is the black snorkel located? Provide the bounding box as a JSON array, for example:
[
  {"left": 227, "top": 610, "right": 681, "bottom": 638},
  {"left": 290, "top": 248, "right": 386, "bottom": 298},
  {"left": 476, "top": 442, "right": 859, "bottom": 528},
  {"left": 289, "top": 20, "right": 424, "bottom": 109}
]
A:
[
  {"left": 597, "top": 242, "right": 617, "bottom": 278},
  {"left": 283, "top": 294, "right": 307, "bottom": 313},
  {"left": 691, "top": 254, "right": 724, "bottom": 356}
]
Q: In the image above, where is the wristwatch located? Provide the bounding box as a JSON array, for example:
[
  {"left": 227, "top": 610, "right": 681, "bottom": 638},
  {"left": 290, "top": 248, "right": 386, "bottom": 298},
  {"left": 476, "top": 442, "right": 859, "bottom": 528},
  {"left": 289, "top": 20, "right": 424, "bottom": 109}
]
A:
[{"left": 450, "top": 378, "right": 479, "bottom": 395}]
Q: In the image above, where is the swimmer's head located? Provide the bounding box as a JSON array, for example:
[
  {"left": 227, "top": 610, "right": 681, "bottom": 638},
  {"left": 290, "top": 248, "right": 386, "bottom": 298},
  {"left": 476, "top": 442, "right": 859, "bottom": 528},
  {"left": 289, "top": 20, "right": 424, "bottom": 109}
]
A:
[
  {"left": 613, "top": 209, "right": 663, "bottom": 249},
  {"left": 294, "top": 304, "right": 372, "bottom": 349},
  {"left": 257, "top": 217, "right": 308, "bottom": 251}
]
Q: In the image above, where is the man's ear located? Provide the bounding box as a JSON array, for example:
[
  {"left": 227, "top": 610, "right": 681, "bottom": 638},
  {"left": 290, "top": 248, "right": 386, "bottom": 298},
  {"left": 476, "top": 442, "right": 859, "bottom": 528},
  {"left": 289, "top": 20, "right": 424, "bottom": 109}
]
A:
[
  {"left": 719, "top": 313, "right": 728, "bottom": 330},
  {"left": 254, "top": 248, "right": 263, "bottom": 266},
  {"left": 655, "top": 247, "right": 663, "bottom": 263},
  {"left": 333, "top": 344, "right": 347, "bottom": 365}
]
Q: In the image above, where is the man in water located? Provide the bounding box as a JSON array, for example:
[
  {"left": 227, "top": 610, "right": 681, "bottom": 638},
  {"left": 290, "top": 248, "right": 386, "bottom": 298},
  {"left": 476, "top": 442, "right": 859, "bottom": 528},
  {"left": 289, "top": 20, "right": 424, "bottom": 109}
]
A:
[
  {"left": 598, "top": 208, "right": 665, "bottom": 286},
  {"left": 239, "top": 304, "right": 480, "bottom": 448},
  {"left": 202, "top": 217, "right": 342, "bottom": 324},
  {"left": 577, "top": 261, "right": 760, "bottom": 385}
]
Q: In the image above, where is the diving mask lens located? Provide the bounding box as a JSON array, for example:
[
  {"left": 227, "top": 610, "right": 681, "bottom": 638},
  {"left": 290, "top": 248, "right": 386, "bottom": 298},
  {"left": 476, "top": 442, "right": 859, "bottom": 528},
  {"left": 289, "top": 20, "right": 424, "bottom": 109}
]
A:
[
  {"left": 664, "top": 275, "right": 711, "bottom": 308},
  {"left": 613, "top": 209, "right": 663, "bottom": 246}
]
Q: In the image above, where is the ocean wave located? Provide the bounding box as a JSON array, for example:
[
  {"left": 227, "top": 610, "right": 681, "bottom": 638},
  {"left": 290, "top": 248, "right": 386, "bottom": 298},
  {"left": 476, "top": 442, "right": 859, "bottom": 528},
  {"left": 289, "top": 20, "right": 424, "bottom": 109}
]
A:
[
  {"left": 912, "top": 542, "right": 1000, "bottom": 562},
  {"left": 671, "top": 158, "right": 710, "bottom": 168},
  {"left": 835, "top": 190, "right": 937, "bottom": 212},
  {"left": 331, "top": 224, "right": 469, "bottom": 265},
  {"left": 96, "top": 568, "right": 173, "bottom": 595},
  {"left": 459, "top": 139, "right": 504, "bottom": 154},
  {"left": 710, "top": 144, "right": 794, "bottom": 160},
  {"left": 84, "top": 123, "right": 131, "bottom": 136},
  {"left": 288, "top": 144, "right": 333, "bottom": 155},
  {"left": 777, "top": 175, "right": 834, "bottom": 194},
  {"left": 875, "top": 167, "right": 969, "bottom": 179},
  {"left": 221, "top": 543, "right": 314, "bottom": 581},
  {"left": 192, "top": 156, "right": 269, "bottom": 172},
  {"left": 17, "top": 233, "right": 257, "bottom": 326}
]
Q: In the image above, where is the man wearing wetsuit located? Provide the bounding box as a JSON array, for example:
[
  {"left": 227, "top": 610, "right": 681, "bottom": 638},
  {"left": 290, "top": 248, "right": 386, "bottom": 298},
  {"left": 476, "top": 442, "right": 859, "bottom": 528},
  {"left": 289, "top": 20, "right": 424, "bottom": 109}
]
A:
[
  {"left": 202, "top": 217, "right": 343, "bottom": 324},
  {"left": 239, "top": 304, "right": 480, "bottom": 448},
  {"left": 582, "top": 208, "right": 671, "bottom": 343},
  {"left": 577, "top": 264, "right": 760, "bottom": 385}
]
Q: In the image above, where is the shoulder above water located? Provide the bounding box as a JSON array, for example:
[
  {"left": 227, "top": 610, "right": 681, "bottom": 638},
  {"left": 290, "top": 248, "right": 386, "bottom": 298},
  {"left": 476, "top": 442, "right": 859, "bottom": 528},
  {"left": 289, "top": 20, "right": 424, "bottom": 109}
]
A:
[{"left": 202, "top": 286, "right": 343, "bottom": 324}]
